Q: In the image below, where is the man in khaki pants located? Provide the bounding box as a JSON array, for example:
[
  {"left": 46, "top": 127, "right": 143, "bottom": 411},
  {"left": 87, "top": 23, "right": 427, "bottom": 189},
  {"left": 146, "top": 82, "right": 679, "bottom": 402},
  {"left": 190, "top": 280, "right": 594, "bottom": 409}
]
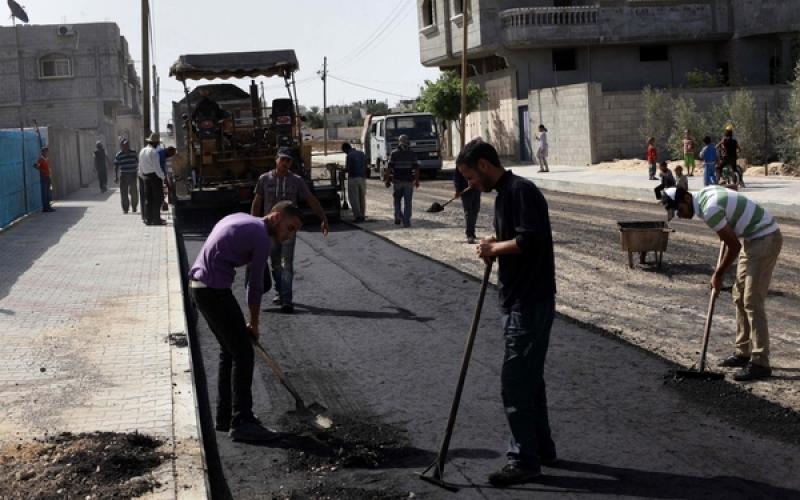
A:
[{"left": 661, "top": 185, "right": 782, "bottom": 381}]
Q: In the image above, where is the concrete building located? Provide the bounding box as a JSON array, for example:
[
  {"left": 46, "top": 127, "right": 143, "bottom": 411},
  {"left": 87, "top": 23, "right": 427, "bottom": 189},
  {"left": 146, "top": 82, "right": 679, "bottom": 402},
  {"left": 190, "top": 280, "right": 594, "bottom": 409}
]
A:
[
  {"left": 0, "top": 22, "right": 143, "bottom": 153},
  {"left": 418, "top": 0, "right": 800, "bottom": 162}
]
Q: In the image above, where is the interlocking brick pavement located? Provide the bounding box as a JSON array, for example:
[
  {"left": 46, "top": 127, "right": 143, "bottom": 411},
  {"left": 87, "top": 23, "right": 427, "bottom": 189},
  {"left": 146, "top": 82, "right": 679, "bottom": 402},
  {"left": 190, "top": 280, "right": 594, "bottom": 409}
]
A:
[{"left": 0, "top": 187, "right": 207, "bottom": 499}]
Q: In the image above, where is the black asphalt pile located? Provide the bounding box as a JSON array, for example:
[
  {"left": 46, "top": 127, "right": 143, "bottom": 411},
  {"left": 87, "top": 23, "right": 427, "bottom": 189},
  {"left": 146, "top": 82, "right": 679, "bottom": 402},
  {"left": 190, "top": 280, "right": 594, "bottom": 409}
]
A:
[
  {"left": 279, "top": 414, "right": 429, "bottom": 471},
  {"left": 276, "top": 483, "right": 407, "bottom": 500},
  {"left": 0, "top": 431, "right": 166, "bottom": 499},
  {"left": 664, "top": 375, "right": 800, "bottom": 447}
]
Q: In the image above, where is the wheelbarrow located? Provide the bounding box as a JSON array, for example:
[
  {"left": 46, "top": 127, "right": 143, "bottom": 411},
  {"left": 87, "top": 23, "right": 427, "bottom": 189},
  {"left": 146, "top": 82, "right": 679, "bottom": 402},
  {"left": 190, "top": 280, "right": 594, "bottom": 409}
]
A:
[{"left": 617, "top": 221, "right": 674, "bottom": 269}]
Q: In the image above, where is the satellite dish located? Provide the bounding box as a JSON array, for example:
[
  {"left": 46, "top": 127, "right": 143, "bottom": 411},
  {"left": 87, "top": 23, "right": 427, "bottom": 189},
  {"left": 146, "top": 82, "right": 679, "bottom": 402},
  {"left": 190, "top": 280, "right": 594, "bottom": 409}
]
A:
[{"left": 8, "top": 0, "right": 29, "bottom": 23}]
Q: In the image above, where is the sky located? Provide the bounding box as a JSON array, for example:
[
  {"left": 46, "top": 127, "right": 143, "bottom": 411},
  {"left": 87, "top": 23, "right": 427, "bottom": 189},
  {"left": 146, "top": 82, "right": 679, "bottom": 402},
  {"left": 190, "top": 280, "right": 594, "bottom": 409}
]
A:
[{"left": 16, "top": 0, "right": 441, "bottom": 129}]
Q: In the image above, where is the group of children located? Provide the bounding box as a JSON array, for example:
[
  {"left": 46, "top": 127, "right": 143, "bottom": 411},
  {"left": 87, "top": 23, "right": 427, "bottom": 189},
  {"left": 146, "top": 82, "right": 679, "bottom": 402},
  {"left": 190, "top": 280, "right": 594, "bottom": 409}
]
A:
[{"left": 647, "top": 128, "right": 740, "bottom": 195}]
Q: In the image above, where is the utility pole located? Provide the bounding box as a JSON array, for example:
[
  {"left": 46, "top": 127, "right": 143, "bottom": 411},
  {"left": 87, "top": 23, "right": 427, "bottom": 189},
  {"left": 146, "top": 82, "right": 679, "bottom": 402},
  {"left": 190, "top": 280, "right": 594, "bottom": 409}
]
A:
[
  {"left": 141, "top": 0, "right": 151, "bottom": 138},
  {"left": 152, "top": 65, "right": 160, "bottom": 134},
  {"left": 318, "top": 57, "right": 328, "bottom": 156},
  {"left": 459, "top": 0, "right": 469, "bottom": 150}
]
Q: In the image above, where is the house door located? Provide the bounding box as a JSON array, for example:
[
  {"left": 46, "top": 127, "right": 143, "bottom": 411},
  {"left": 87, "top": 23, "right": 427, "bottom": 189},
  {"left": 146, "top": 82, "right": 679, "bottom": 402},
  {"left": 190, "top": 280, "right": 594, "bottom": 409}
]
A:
[{"left": 518, "top": 106, "right": 532, "bottom": 162}]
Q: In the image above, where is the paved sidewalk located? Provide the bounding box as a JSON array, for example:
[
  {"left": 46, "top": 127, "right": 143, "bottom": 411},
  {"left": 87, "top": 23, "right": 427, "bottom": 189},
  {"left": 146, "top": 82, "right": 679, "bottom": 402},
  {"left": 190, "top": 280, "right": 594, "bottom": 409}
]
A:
[
  {"left": 0, "top": 187, "right": 207, "bottom": 498},
  {"left": 444, "top": 161, "right": 800, "bottom": 219},
  {"left": 312, "top": 151, "right": 799, "bottom": 219}
]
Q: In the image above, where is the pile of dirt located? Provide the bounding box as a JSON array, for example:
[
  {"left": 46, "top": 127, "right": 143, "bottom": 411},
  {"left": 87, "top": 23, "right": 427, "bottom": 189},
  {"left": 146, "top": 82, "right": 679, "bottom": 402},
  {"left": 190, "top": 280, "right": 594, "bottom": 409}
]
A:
[
  {"left": 0, "top": 432, "right": 166, "bottom": 499},
  {"left": 745, "top": 162, "right": 800, "bottom": 177}
]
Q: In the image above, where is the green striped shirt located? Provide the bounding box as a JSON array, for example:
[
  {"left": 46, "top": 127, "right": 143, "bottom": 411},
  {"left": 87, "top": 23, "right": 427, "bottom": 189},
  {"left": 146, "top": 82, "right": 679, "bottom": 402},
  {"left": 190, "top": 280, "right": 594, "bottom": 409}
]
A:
[{"left": 693, "top": 186, "right": 779, "bottom": 240}]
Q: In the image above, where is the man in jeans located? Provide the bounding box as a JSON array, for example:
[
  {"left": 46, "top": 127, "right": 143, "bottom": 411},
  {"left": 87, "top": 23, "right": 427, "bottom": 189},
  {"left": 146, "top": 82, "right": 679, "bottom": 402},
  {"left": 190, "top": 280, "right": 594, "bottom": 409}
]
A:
[
  {"left": 386, "top": 134, "right": 420, "bottom": 227},
  {"left": 342, "top": 142, "right": 367, "bottom": 222},
  {"left": 251, "top": 148, "right": 329, "bottom": 313},
  {"left": 189, "top": 201, "right": 302, "bottom": 442},
  {"left": 661, "top": 186, "right": 782, "bottom": 381},
  {"left": 114, "top": 139, "right": 139, "bottom": 214},
  {"left": 457, "top": 139, "right": 557, "bottom": 487}
]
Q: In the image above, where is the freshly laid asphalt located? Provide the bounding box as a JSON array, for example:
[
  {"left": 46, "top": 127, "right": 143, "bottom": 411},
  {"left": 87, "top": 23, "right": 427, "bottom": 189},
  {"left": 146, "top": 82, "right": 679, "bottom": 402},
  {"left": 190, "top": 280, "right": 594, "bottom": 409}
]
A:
[{"left": 178, "top": 216, "right": 800, "bottom": 499}]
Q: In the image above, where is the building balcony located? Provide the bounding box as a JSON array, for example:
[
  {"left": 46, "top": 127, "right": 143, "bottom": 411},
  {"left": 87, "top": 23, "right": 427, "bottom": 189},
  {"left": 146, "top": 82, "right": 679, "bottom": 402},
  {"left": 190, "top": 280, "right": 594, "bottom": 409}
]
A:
[{"left": 499, "top": 3, "right": 732, "bottom": 48}]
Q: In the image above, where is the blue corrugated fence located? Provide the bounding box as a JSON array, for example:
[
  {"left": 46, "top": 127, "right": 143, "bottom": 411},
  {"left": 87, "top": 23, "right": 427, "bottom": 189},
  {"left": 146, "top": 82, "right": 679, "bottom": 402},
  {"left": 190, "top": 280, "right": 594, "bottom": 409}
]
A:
[{"left": 1, "top": 129, "right": 43, "bottom": 229}]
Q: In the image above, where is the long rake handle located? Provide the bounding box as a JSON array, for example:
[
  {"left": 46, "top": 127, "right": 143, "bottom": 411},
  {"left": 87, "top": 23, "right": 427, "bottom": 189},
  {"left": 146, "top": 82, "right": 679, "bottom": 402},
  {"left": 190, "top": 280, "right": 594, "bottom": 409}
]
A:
[
  {"left": 699, "top": 242, "right": 725, "bottom": 372},
  {"left": 428, "top": 261, "right": 493, "bottom": 478},
  {"left": 253, "top": 340, "right": 306, "bottom": 408}
]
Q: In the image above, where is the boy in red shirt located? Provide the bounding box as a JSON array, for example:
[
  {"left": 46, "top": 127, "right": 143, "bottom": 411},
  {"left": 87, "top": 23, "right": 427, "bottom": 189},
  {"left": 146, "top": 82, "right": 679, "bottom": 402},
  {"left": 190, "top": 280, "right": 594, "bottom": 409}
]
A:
[
  {"left": 32, "top": 146, "right": 54, "bottom": 212},
  {"left": 646, "top": 137, "right": 657, "bottom": 181}
]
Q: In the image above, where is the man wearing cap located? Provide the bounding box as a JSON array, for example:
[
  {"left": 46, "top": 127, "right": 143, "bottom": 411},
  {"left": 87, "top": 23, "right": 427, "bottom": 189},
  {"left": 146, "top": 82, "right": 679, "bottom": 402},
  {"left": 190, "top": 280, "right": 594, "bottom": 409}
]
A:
[
  {"left": 94, "top": 141, "right": 111, "bottom": 193},
  {"left": 139, "top": 133, "right": 166, "bottom": 226},
  {"left": 662, "top": 185, "right": 782, "bottom": 381},
  {"left": 386, "top": 134, "right": 420, "bottom": 227},
  {"left": 189, "top": 201, "right": 302, "bottom": 441},
  {"left": 341, "top": 142, "right": 368, "bottom": 222},
  {"left": 32, "top": 146, "right": 54, "bottom": 212},
  {"left": 114, "top": 139, "right": 139, "bottom": 214},
  {"left": 251, "top": 148, "right": 329, "bottom": 313}
]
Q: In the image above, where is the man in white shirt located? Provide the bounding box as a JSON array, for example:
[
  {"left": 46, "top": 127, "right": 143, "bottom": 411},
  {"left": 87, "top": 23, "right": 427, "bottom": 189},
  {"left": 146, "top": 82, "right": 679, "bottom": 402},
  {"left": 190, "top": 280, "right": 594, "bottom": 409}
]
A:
[{"left": 139, "top": 133, "right": 165, "bottom": 226}]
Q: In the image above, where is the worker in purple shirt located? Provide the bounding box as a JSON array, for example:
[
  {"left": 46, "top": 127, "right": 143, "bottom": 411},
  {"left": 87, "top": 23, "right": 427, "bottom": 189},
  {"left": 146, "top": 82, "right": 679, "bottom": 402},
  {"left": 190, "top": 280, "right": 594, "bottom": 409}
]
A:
[{"left": 189, "top": 201, "right": 302, "bottom": 443}]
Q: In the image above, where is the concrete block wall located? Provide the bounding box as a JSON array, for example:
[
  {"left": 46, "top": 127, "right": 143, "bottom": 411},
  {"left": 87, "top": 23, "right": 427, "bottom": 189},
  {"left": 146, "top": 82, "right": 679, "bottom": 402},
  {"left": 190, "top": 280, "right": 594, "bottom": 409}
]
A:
[
  {"left": 592, "top": 84, "right": 790, "bottom": 162},
  {"left": 528, "top": 83, "right": 594, "bottom": 165}
]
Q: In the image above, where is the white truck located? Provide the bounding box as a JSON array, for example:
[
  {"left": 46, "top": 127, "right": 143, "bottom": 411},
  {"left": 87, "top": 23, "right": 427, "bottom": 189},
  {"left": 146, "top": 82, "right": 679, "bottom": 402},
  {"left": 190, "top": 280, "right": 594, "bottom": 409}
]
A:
[{"left": 361, "top": 113, "right": 442, "bottom": 179}]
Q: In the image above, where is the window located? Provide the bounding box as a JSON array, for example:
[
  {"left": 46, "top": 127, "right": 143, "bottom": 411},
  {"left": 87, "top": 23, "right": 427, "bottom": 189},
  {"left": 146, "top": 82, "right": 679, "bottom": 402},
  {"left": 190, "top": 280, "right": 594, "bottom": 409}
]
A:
[
  {"left": 422, "top": 0, "right": 436, "bottom": 26},
  {"left": 39, "top": 54, "right": 73, "bottom": 79},
  {"left": 453, "top": 0, "right": 469, "bottom": 15},
  {"left": 640, "top": 45, "right": 669, "bottom": 62},
  {"left": 552, "top": 49, "right": 577, "bottom": 72},
  {"left": 385, "top": 116, "right": 437, "bottom": 138}
]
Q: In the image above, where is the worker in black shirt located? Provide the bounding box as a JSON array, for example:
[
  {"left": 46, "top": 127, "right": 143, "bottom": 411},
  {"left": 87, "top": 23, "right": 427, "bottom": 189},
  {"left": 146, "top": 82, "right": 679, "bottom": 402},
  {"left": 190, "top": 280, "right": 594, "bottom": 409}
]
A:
[
  {"left": 192, "top": 87, "right": 226, "bottom": 128},
  {"left": 456, "top": 139, "right": 557, "bottom": 487}
]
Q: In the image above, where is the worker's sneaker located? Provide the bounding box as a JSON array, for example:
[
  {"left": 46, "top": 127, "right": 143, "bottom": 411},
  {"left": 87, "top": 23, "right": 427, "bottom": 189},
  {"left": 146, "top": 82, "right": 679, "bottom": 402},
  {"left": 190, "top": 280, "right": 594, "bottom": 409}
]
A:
[
  {"left": 488, "top": 461, "right": 541, "bottom": 487},
  {"left": 733, "top": 362, "right": 771, "bottom": 382},
  {"left": 280, "top": 303, "right": 295, "bottom": 314},
  {"left": 394, "top": 218, "right": 401, "bottom": 225},
  {"left": 719, "top": 354, "right": 749, "bottom": 368},
  {"left": 272, "top": 296, "right": 282, "bottom": 306},
  {"left": 229, "top": 418, "right": 279, "bottom": 443}
]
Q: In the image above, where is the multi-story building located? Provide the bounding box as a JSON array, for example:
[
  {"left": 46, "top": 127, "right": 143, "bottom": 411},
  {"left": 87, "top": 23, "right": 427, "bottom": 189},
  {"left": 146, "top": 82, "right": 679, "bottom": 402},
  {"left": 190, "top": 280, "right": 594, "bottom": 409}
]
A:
[
  {"left": 0, "top": 22, "right": 143, "bottom": 152},
  {"left": 418, "top": 0, "right": 800, "bottom": 162}
]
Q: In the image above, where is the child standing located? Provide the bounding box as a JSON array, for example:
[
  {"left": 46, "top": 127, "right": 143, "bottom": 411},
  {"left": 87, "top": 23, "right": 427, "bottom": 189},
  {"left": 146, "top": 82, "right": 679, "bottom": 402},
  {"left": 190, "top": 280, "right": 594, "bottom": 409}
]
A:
[
  {"left": 683, "top": 130, "right": 696, "bottom": 176},
  {"left": 647, "top": 137, "right": 657, "bottom": 180},
  {"left": 698, "top": 135, "right": 717, "bottom": 186},
  {"left": 674, "top": 165, "right": 689, "bottom": 191}
]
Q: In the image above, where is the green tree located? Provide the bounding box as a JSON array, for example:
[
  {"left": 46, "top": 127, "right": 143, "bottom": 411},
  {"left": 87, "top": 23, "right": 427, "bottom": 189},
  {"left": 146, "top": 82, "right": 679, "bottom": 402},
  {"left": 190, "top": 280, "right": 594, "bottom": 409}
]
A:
[
  {"left": 304, "top": 107, "right": 323, "bottom": 129},
  {"left": 711, "top": 90, "right": 765, "bottom": 164},
  {"left": 639, "top": 86, "right": 672, "bottom": 154},
  {"left": 776, "top": 61, "right": 800, "bottom": 165},
  {"left": 365, "top": 100, "right": 389, "bottom": 116},
  {"left": 668, "top": 97, "right": 708, "bottom": 159},
  {"left": 418, "top": 71, "right": 486, "bottom": 141}
]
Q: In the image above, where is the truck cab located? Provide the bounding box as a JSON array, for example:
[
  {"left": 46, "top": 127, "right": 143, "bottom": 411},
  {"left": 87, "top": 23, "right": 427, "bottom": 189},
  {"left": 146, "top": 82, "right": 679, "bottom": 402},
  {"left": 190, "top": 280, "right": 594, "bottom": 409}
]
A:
[{"left": 362, "top": 112, "right": 442, "bottom": 179}]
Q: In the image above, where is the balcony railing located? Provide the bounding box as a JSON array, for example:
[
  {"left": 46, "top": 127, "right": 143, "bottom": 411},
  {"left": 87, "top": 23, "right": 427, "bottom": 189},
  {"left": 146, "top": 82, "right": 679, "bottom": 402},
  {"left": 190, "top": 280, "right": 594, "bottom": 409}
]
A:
[
  {"left": 500, "top": 6, "right": 599, "bottom": 28},
  {"left": 499, "top": 3, "right": 729, "bottom": 47}
]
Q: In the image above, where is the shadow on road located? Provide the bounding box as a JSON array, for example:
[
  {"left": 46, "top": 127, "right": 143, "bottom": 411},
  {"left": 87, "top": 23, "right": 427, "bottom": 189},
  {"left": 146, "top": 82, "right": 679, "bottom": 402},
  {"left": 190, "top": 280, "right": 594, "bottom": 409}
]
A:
[
  {"left": 278, "top": 303, "right": 435, "bottom": 323},
  {"left": 460, "top": 459, "right": 800, "bottom": 499}
]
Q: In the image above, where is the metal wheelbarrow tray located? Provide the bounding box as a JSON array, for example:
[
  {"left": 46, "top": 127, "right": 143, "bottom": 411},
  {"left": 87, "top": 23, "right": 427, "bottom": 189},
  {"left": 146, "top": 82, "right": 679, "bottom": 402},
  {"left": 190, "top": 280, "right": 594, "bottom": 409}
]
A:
[{"left": 617, "top": 221, "right": 674, "bottom": 269}]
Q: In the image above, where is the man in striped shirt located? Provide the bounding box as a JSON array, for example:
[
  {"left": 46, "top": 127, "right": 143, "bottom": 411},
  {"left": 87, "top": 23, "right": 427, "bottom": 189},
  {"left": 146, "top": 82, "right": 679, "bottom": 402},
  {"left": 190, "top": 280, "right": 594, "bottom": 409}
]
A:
[
  {"left": 114, "top": 139, "right": 139, "bottom": 214},
  {"left": 662, "top": 186, "right": 782, "bottom": 381}
]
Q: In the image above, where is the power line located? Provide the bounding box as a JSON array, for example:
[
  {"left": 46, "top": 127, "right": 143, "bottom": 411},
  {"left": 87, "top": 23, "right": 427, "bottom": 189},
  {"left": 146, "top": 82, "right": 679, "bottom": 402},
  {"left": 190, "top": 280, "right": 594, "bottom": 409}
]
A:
[
  {"left": 329, "top": 0, "right": 408, "bottom": 67},
  {"left": 333, "top": 5, "right": 413, "bottom": 71},
  {"left": 327, "top": 74, "right": 414, "bottom": 99}
]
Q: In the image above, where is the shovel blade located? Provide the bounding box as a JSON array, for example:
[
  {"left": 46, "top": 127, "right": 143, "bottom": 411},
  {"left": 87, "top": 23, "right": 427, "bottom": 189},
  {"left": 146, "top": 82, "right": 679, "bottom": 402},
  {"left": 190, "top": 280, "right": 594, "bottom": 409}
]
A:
[
  {"left": 426, "top": 202, "right": 444, "bottom": 213},
  {"left": 672, "top": 369, "right": 724, "bottom": 381}
]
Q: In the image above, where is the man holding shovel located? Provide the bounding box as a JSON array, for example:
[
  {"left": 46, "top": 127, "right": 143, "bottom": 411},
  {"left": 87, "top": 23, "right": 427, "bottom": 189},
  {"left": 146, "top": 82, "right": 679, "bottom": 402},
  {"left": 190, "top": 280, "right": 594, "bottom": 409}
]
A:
[
  {"left": 661, "top": 186, "right": 782, "bottom": 381},
  {"left": 456, "top": 139, "right": 557, "bottom": 487},
  {"left": 189, "top": 201, "right": 302, "bottom": 442}
]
